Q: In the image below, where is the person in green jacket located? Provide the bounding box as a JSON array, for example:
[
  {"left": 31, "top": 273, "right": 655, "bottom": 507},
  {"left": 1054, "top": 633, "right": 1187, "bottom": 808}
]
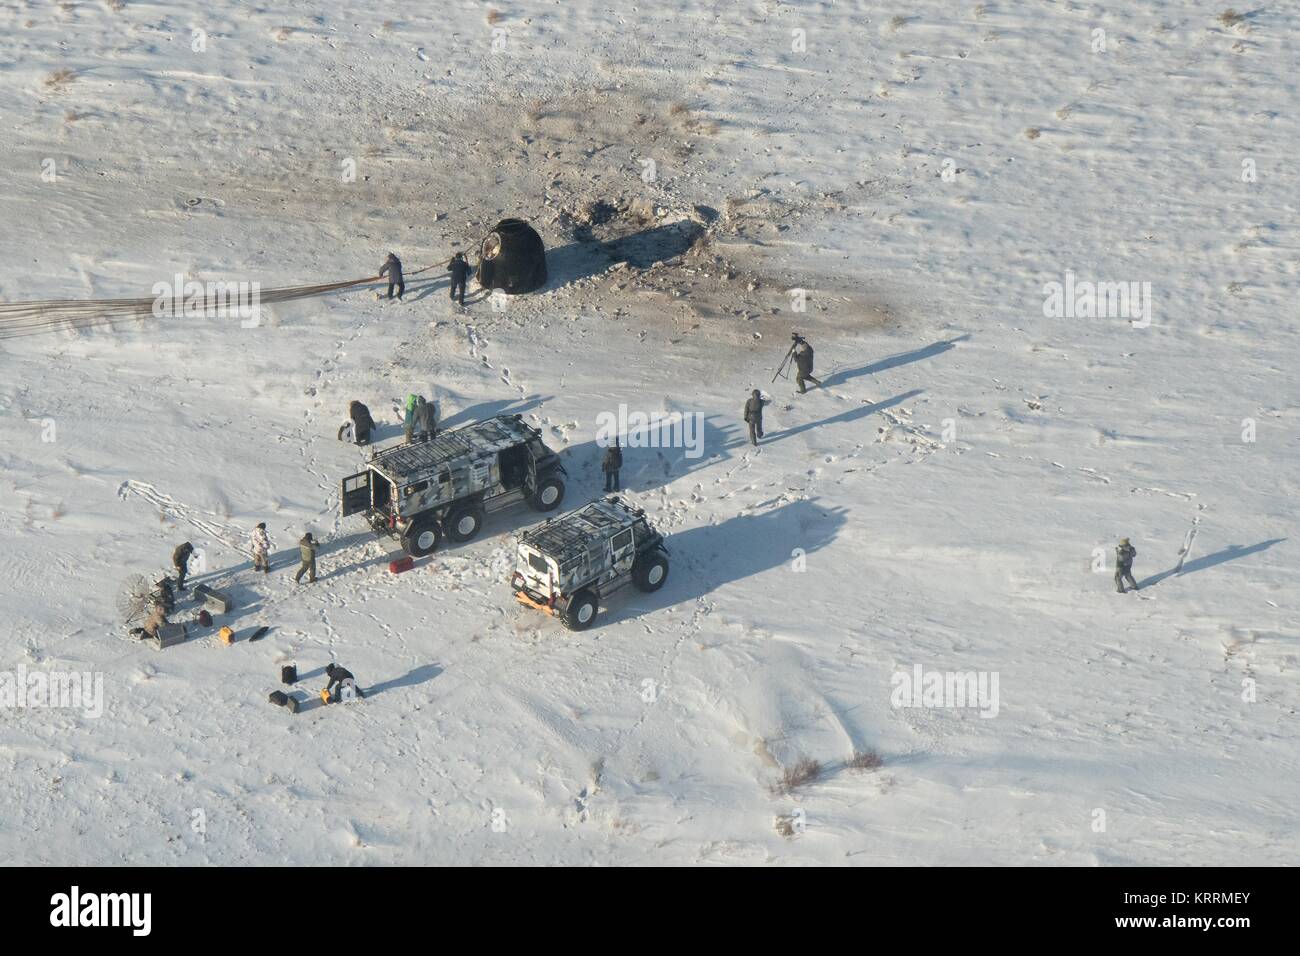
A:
[
  {"left": 403, "top": 393, "right": 419, "bottom": 443},
  {"left": 295, "top": 532, "right": 319, "bottom": 584}
]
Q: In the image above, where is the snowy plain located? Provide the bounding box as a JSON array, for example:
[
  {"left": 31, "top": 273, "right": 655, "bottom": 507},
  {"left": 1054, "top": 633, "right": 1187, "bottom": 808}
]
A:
[{"left": 0, "top": 0, "right": 1296, "bottom": 865}]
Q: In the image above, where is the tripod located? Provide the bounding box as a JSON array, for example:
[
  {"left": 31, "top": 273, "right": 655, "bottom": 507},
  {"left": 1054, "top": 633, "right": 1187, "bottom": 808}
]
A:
[{"left": 772, "top": 340, "right": 798, "bottom": 383}]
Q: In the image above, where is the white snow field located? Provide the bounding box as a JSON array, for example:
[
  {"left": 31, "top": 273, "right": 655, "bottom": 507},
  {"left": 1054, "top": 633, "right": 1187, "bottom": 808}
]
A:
[{"left": 0, "top": 1, "right": 1296, "bottom": 865}]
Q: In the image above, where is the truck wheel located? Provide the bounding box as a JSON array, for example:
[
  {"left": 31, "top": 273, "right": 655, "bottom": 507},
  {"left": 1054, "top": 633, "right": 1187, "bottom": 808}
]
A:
[
  {"left": 561, "top": 590, "right": 598, "bottom": 631},
  {"left": 402, "top": 519, "right": 442, "bottom": 557},
  {"left": 446, "top": 506, "right": 484, "bottom": 543},
  {"left": 531, "top": 475, "right": 565, "bottom": 512},
  {"left": 633, "top": 552, "right": 669, "bottom": 592}
]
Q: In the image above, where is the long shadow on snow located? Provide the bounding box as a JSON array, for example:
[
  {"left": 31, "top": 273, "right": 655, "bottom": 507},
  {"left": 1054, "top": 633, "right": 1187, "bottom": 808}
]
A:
[
  {"left": 820, "top": 335, "right": 969, "bottom": 389},
  {"left": 440, "top": 393, "right": 551, "bottom": 431},
  {"left": 759, "top": 390, "right": 923, "bottom": 445},
  {"left": 558, "top": 414, "right": 743, "bottom": 496},
  {"left": 602, "top": 498, "right": 849, "bottom": 627},
  {"left": 1138, "top": 538, "right": 1286, "bottom": 589},
  {"left": 289, "top": 663, "right": 442, "bottom": 711}
]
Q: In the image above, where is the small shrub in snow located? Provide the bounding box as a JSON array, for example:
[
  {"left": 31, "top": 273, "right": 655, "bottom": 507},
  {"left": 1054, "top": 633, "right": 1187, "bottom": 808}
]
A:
[
  {"left": 771, "top": 757, "right": 822, "bottom": 795},
  {"left": 847, "top": 749, "right": 883, "bottom": 772}
]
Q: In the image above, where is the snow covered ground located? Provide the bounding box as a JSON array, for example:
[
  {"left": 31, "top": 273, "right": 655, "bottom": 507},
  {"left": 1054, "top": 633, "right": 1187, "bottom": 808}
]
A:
[{"left": 0, "top": 1, "right": 1296, "bottom": 865}]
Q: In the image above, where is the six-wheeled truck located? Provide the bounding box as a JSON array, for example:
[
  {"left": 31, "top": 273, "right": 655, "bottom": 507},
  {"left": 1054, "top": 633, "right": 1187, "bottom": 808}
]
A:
[
  {"left": 511, "top": 497, "right": 669, "bottom": 630},
  {"left": 340, "top": 414, "right": 566, "bottom": 557}
]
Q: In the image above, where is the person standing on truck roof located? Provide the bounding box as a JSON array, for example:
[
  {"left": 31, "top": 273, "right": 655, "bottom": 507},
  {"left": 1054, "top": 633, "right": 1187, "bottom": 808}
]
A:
[
  {"left": 379, "top": 252, "right": 404, "bottom": 300},
  {"left": 403, "top": 394, "right": 419, "bottom": 443},
  {"left": 414, "top": 395, "right": 437, "bottom": 442}
]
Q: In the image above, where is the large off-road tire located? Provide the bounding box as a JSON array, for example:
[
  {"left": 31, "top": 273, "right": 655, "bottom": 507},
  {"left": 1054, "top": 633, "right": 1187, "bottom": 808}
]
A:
[
  {"left": 401, "top": 519, "right": 442, "bottom": 557},
  {"left": 560, "top": 590, "right": 598, "bottom": 631},
  {"left": 632, "top": 552, "right": 669, "bottom": 592},
  {"left": 530, "top": 474, "right": 565, "bottom": 512},
  {"left": 446, "top": 506, "right": 484, "bottom": 543}
]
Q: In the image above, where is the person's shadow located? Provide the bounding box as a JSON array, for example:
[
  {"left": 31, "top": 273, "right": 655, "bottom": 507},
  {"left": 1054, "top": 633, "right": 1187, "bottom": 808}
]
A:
[
  {"left": 292, "top": 663, "right": 443, "bottom": 710},
  {"left": 821, "top": 336, "right": 969, "bottom": 388},
  {"left": 1139, "top": 538, "right": 1285, "bottom": 589},
  {"left": 760, "top": 389, "right": 923, "bottom": 445},
  {"left": 406, "top": 276, "right": 450, "bottom": 303},
  {"left": 440, "top": 394, "right": 550, "bottom": 431},
  {"left": 365, "top": 662, "right": 443, "bottom": 698}
]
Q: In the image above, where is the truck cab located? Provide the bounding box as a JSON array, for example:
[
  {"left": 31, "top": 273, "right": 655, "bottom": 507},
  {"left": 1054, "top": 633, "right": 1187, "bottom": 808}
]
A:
[{"left": 512, "top": 497, "right": 669, "bottom": 630}]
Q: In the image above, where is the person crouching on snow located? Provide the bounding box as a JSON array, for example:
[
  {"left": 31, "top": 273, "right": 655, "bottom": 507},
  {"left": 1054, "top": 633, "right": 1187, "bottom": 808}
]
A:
[{"left": 323, "top": 663, "right": 364, "bottom": 703}]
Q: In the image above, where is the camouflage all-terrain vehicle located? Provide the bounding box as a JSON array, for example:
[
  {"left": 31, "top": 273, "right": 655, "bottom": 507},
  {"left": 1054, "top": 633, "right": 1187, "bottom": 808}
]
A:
[
  {"left": 340, "top": 414, "right": 566, "bottom": 557},
  {"left": 511, "top": 497, "right": 669, "bottom": 630}
]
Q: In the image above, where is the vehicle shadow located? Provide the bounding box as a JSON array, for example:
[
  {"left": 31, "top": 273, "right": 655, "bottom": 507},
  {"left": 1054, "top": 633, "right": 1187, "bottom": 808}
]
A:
[
  {"left": 820, "top": 336, "right": 969, "bottom": 388},
  {"left": 603, "top": 498, "right": 849, "bottom": 626},
  {"left": 559, "top": 414, "right": 741, "bottom": 496},
  {"left": 1139, "top": 538, "right": 1286, "bottom": 589}
]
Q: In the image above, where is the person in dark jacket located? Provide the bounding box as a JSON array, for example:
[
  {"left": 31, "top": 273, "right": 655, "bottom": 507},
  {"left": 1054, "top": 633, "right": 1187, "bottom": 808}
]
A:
[
  {"left": 323, "top": 663, "right": 364, "bottom": 703},
  {"left": 602, "top": 439, "right": 623, "bottom": 492},
  {"left": 413, "top": 396, "right": 437, "bottom": 442},
  {"left": 1115, "top": 538, "right": 1138, "bottom": 593},
  {"left": 792, "top": 334, "right": 821, "bottom": 393},
  {"left": 449, "top": 252, "right": 472, "bottom": 305},
  {"left": 294, "top": 532, "right": 318, "bottom": 584},
  {"left": 379, "top": 253, "right": 404, "bottom": 300},
  {"left": 349, "top": 400, "right": 374, "bottom": 445},
  {"left": 154, "top": 577, "right": 176, "bottom": 614},
  {"left": 172, "top": 541, "right": 195, "bottom": 590},
  {"left": 743, "top": 389, "right": 770, "bottom": 446}
]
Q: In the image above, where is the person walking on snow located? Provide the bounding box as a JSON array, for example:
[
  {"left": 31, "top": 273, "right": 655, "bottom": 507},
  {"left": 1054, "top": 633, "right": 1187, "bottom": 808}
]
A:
[
  {"left": 743, "top": 389, "right": 770, "bottom": 446},
  {"left": 449, "top": 251, "right": 472, "bottom": 306},
  {"left": 1115, "top": 538, "right": 1138, "bottom": 593},
  {"left": 379, "top": 252, "right": 404, "bottom": 300},
  {"left": 602, "top": 439, "right": 623, "bottom": 492},
  {"left": 251, "top": 522, "right": 272, "bottom": 573},
  {"left": 172, "top": 541, "right": 195, "bottom": 590},
  {"left": 792, "top": 334, "right": 822, "bottom": 393},
  {"left": 295, "top": 532, "right": 319, "bottom": 585}
]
